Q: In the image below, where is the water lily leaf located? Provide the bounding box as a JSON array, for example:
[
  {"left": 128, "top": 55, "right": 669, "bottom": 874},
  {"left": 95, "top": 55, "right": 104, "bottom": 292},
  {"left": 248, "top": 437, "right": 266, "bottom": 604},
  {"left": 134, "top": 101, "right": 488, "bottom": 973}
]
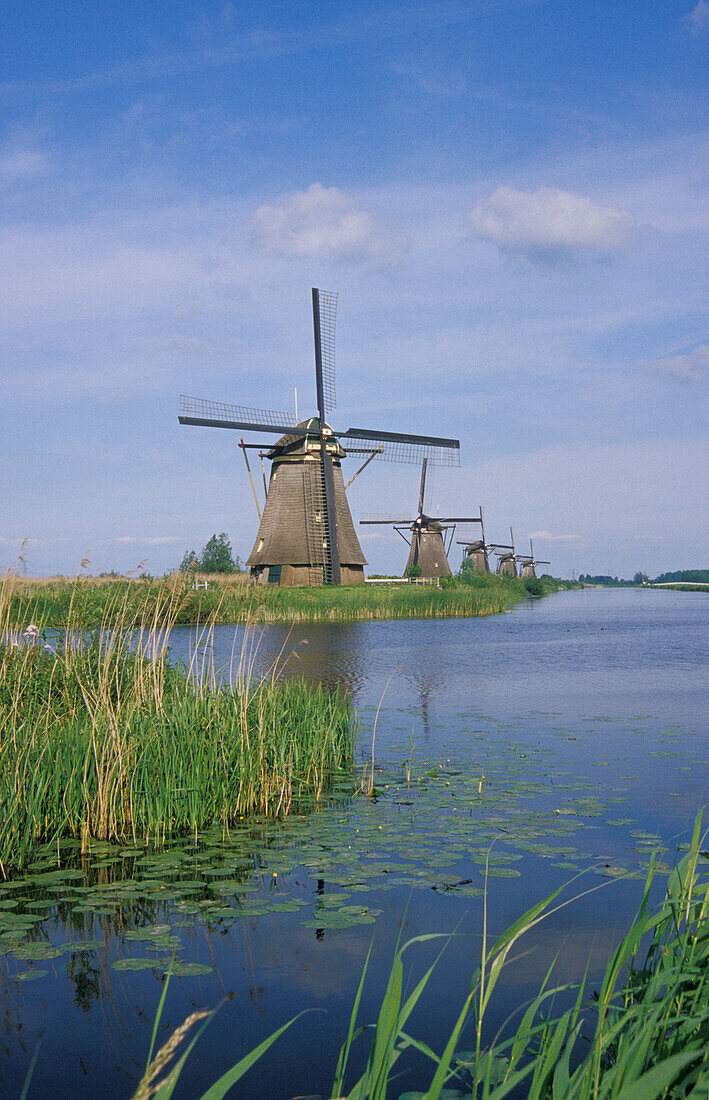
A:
[
  {"left": 124, "top": 925, "right": 171, "bottom": 941},
  {"left": 168, "top": 961, "right": 213, "bottom": 977},
  {"left": 12, "top": 969, "right": 48, "bottom": 982},
  {"left": 111, "top": 957, "right": 158, "bottom": 971},
  {"left": 14, "top": 943, "right": 65, "bottom": 961}
]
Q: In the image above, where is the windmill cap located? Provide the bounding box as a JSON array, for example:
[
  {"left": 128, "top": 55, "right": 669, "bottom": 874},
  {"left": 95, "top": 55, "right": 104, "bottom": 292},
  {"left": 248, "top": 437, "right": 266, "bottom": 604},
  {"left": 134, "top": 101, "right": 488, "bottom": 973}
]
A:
[{"left": 269, "top": 418, "right": 344, "bottom": 458}]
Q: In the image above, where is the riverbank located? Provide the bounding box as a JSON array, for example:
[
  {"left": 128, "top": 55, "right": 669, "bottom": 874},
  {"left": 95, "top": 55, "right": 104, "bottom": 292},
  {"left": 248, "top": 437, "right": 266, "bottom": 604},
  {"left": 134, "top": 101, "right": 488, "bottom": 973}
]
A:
[
  {"left": 0, "top": 591, "right": 355, "bottom": 874},
  {"left": 4, "top": 571, "right": 577, "bottom": 628}
]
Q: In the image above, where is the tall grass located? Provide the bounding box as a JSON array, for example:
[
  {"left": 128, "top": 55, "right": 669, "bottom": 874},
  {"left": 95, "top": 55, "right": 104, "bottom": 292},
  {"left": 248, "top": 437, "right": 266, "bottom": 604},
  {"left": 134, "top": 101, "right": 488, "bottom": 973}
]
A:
[
  {"left": 4, "top": 570, "right": 555, "bottom": 628},
  {"left": 127, "top": 815, "right": 709, "bottom": 1099},
  {"left": 0, "top": 574, "right": 355, "bottom": 875}
]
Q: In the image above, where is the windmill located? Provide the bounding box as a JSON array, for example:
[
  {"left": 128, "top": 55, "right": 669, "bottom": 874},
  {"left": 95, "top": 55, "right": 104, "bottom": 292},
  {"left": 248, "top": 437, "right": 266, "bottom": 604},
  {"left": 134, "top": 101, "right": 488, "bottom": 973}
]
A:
[
  {"left": 359, "top": 457, "right": 480, "bottom": 579},
  {"left": 492, "top": 527, "right": 519, "bottom": 578},
  {"left": 179, "top": 289, "right": 460, "bottom": 586},
  {"left": 457, "top": 507, "right": 500, "bottom": 573},
  {"left": 517, "top": 538, "right": 550, "bottom": 579}
]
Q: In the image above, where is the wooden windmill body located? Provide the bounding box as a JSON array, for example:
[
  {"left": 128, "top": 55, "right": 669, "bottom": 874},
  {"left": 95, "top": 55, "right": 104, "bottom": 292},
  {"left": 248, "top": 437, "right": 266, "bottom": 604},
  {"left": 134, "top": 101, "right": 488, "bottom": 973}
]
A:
[
  {"left": 492, "top": 528, "right": 522, "bottom": 578},
  {"left": 179, "top": 291, "right": 460, "bottom": 586},
  {"left": 517, "top": 539, "right": 550, "bottom": 579},
  {"left": 361, "top": 458, "right": 480, "bottom": 580},
  {"left": 247, "top": 420, "right": 366, "bottom": 586},
  {"left": 458, "top": 508, "right": 497, "bottom": 573}
]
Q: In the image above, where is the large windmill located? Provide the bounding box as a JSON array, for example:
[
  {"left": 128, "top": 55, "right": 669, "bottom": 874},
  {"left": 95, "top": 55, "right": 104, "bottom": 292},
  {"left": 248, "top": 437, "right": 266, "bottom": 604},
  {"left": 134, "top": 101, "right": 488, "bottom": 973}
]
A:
[
  {"left": 457, "top": 507, "right": 503, "bottom": 573},
  {"left": 359, "top": 458, "right": 480, "bottom": 579},
  {"left": 179, "top": 289, "right": 460, "bottom": 586},
  {"left": 517, "top": 539, "right": 550, "bottom": 579}
]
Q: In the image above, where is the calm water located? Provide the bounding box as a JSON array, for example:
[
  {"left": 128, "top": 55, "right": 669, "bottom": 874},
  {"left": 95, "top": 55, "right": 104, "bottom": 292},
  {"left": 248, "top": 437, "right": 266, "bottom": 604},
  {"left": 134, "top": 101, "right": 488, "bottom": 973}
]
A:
[{"left": 1, "top": 588, "right": 707, "bottom": 1099}]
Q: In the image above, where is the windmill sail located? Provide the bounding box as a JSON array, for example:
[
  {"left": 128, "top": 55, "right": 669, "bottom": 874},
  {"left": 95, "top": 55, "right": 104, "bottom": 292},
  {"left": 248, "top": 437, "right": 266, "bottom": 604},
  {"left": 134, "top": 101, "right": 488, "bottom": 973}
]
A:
[
  {"left": 341, "top": 428, "right": 460, "bottom": 466},
  {"left": 312, "top": 289, "right": 341, "bottom": 583},
  {"left": 312, "top": 288, "right": 337, "bottom": 416},
  {"left": 179, "top": 396, "right": 298, "bottom": 436}
]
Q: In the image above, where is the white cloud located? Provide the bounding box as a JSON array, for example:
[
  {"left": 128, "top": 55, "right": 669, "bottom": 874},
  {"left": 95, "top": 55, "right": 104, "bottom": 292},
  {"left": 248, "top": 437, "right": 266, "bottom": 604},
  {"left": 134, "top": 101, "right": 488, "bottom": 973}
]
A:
[
  {"left": 0, "top": 146, "right": 48, "bottom": 178},
  {"left": 468, "top": 186, "right": 634, "bottom": 261},
  {"left": 647, "top": 344, "right": 709, "bottom": 382},
  {"left": 688, "top": 1, "right": 709, "bottom": 29},
  {"left": 250, "top": 183, "right": 399, "bottom": 259},
  {"left": 528, "top": 530, "right": 582, "bottom": 543}
]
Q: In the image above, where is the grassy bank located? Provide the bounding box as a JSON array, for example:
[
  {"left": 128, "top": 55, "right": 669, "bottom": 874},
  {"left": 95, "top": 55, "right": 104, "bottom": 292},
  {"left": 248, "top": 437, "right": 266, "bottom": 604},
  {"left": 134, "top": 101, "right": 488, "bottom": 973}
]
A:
[
  {"left": 0, "top": 584, "right": 355, "bottom": 875},
  {"left": 134, "top": 815, "right": 709, "bottom": 1099},
  {"left": 4, "top": 570, "right": 575, "bottom": 629}
]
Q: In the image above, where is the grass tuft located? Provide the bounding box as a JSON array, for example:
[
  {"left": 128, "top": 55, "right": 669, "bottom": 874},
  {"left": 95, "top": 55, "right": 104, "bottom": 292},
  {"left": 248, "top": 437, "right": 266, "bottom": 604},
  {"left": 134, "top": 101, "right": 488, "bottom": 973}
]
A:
[{"left": 0, "top": 574, "right": 355, "bottom": 874}]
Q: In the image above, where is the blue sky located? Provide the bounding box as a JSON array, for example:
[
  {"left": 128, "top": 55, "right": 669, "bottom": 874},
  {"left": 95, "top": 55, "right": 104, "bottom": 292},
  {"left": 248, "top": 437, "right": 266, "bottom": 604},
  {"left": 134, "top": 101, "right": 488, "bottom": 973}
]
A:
[{"left": 1, "top": 0, "right": 707, "bottom": 578}]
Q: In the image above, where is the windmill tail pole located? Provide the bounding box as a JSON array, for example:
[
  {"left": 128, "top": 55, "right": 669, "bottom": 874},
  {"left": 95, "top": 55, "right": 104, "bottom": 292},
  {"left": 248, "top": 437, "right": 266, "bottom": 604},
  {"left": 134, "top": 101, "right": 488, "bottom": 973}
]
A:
[
  {"left": 239, "top": 440, "right": 262, "bottom": 519},
  {"left": 343, "top": 446, "right": 383, "bottom": 490}
]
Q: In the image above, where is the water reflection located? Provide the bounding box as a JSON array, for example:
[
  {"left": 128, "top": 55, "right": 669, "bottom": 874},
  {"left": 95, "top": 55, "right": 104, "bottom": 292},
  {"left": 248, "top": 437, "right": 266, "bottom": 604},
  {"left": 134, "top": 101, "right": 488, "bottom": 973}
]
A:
[{"left": 169, "top": 621, "right": 367, "bottom": 698}]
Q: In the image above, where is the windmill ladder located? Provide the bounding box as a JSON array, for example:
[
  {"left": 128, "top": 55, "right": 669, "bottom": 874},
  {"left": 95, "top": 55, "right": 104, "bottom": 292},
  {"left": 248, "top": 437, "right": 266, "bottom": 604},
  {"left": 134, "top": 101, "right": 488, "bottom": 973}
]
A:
[{"left": 303, "top": 462, "right": 328, "bottom": 584}]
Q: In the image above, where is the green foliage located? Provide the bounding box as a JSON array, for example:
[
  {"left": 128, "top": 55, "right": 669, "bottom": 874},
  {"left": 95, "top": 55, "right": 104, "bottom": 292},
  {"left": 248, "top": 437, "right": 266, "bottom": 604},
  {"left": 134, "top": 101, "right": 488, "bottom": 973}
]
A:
[
  {"left": 0, "top": 589, "right": 355, "bottom": 873},
  {"left": 6, "top": 570, "right": 581, "bottom": 633},
  {"left": 523, "top": 575, "right": 544, "bottom": 596},
  {"left": 180, "top": 533, "right": 242, "bottom": 574},
  {"left": 180, "top": 549, "right": 198, "bottom": 572},
  {"left": 406, "top": 565, "right": 422, "bottom": 579},
  {"left": 654, "top": 569, "right": 709, "bottom": 584},
  {"left": 579, "top": 574, "right": 630, "bottom": 586}
]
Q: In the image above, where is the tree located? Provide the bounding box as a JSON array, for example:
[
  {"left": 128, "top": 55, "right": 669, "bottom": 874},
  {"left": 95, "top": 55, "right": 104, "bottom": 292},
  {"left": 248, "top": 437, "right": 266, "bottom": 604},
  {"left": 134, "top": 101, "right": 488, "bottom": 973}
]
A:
[
  {"left": 179, "top": 534, "right": 243, "bottom": 574},
  {"left": 200, "top": 533, "right": 238, "bottom": 573},
  {"left": 180, "top": 549, "right": 198, "bottom": 573}
]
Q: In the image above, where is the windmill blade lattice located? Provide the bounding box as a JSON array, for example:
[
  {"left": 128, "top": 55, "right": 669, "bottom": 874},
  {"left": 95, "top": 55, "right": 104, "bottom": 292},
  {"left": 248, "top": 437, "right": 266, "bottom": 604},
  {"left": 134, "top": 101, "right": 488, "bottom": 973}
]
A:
[
  {"left": 341, "top": 429, "right": 460, "bottom": 467},
  {"left": 360, "top": 515, "right": 416, "bottom": 525},
  {"left": 179, "top": 396, "right": 298, "bottom": 436},
  {"left": 315, "top": 289, "right": 337, "bottom": 415}
]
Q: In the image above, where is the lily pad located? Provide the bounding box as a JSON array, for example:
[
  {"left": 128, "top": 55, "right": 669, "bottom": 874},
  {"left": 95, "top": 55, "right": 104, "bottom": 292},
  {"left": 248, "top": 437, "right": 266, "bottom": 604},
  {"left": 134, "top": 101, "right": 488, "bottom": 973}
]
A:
[
  {"left": 168, "top": 961, "right": 213, "bottom": 977},
  {"left": 111, "top": 957, "right": 158, "bottom": 972}
]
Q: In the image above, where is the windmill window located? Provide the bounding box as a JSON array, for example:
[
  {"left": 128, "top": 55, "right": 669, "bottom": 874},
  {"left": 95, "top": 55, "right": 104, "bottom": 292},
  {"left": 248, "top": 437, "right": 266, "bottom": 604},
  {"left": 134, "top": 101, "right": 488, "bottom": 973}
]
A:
[
  {"left": 322, "top": 538, "right": 328, "bottom": 548},
  {"left": 257, "top": 539, "right": 264, "bottom": 551},
  {"left": 315, "top": 511, "right": 322, "bottom": 523}
]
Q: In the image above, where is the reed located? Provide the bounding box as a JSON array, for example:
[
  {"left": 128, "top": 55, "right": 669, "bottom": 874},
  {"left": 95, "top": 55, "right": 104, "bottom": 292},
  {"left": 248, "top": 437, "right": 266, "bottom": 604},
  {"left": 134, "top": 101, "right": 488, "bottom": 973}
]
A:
[
  {"left": 0, "top": 578, "right": 355, "bottom": 875},
  {"left": 4, "top": 570, "right": 548, "bottom": 628}
]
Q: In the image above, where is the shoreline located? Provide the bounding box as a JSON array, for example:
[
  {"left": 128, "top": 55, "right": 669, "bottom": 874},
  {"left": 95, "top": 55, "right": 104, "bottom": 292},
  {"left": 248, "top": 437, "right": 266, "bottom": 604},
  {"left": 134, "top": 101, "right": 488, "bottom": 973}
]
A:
[{"left": 4, "top": 572, "right": 579, "bottom": 629}]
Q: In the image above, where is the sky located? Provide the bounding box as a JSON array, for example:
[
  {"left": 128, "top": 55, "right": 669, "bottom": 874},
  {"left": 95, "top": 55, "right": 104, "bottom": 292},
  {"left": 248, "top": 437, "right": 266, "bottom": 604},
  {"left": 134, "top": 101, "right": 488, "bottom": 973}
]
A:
[{"left": 1, "top": 0, "right": 707, "bottom": 579}]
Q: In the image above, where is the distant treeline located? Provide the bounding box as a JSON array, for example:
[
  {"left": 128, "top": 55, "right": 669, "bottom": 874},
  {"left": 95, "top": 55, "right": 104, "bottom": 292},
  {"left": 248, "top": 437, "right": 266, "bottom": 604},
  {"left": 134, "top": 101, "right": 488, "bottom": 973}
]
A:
[
  {"left": 579, "top": 575, "right": 631, "bottom": 586},
  {"left": 580, "top": 569, "right": 709, "bottom": 586},
  {"left": 654, "top": 569, "right": 709, "bottom": 584}
]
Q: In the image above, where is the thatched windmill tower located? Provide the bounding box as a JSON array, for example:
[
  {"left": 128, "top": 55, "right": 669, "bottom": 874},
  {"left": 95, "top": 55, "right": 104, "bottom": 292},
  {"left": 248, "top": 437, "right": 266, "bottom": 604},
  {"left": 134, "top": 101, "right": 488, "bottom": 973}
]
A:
[
  {"left": 360, "top": 458, "right": 480, "bottom": 579},
  {"left": 179, "top": 290, "right": 460, "bottom": 586},
  {"left": 517, "top": 539, "right": 550, "bottom": 579}
]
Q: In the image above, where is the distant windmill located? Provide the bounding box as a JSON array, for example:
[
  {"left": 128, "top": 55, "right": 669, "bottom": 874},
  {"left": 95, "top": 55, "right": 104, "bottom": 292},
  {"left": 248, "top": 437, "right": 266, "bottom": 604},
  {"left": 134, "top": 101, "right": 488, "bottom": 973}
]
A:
[
  {"left": 179, "top": 290, "right": 460, "bottom": 586},
  {"left": 457, "top": 507, "right": 500, "bottom": 573},
  {"left": 517, "top": 538, "right": 550, "bottom": 579},
  {"left": 360, "top": 458, "right": 481, "bottom": 579},
  {"left": 492, "top": 527, "right": 520, "bottom": 578}
]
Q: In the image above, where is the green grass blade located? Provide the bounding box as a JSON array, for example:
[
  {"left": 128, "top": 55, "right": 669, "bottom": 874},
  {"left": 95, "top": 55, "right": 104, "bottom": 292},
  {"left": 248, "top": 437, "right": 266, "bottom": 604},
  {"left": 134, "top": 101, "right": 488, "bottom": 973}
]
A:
[
  {"left": 199, "top": 1011, "right": 308, "bottom": 1100},
  {"left": 331, "top": 940, "right": 373, "bottom": 1098}
]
